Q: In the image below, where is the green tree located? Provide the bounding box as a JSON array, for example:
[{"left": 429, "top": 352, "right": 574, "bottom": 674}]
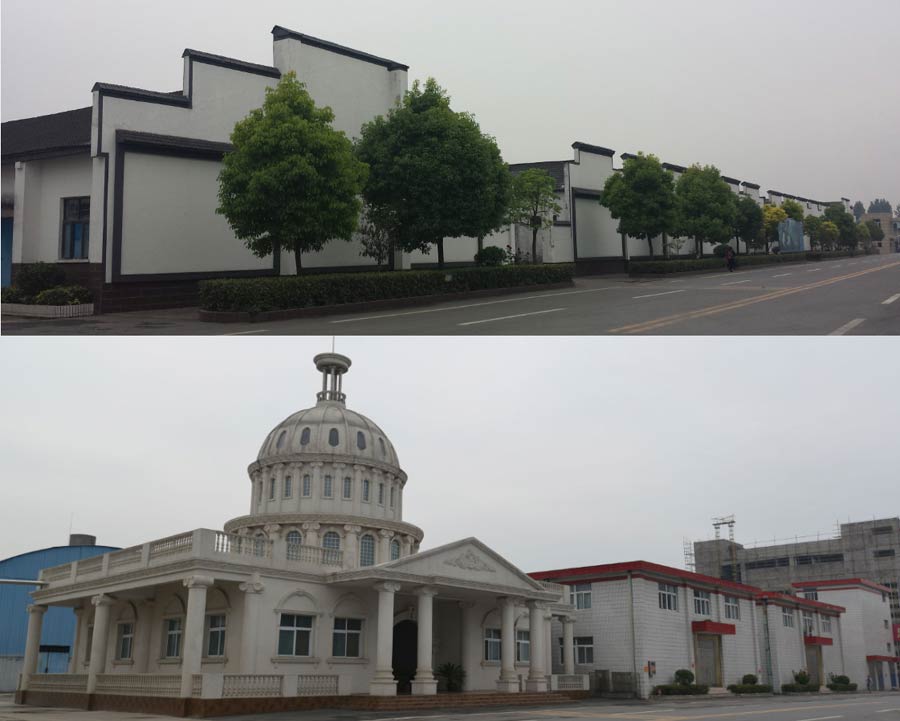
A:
[
  {"left": 824, "top": 203, "right": 857, "bottom": 250},
  {"left": 733, "top": 195, "right": 764, "bottom": 255},
  {"left": 217, "top": 73, "right": 367, "bottom": 273},
  {"left": 865, "top": 219, "right": 885, "bottom": 244},
  {"left": 852, "top": 201, "right": 865, "bottom": 221},
  {"left": 600, "top": 153, "right": 675, "bottom": 260},
  {"left": 819, "top": 220, "right": 839, "bottom": 251},
  {"left": 762, "top": 205, "right": 788, "bottom": 254},
  {"left": 868, "top": 198, "right": 893, "bottom": 213},
  {"left": 357, "top": 205, "right": 394, "bottom": 267},
  {"left": 674, "top": 165, "right": 736, "bottom": 258},
  {"left": 356, "top": 78, "right": 510, "bottom": 269},
  {"left": 781, "top": 199, "right": 805, "bottom": 221},
  {"left": 507, "top": 169, "right": 561, "bottom": 263},
  {"left": 804, "top": 214, "right": 823, "bottom": 249},
  {"left": 855, "top": 221, "right": 871, "bottom": 251}
]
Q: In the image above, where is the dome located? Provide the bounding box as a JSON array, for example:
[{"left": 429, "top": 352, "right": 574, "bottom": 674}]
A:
[
  {"left": 258, "top": 403, "right": 400, "bottom": 468},
  {"left": 256, "top": 352, "right": 400, "bottom": 470}
]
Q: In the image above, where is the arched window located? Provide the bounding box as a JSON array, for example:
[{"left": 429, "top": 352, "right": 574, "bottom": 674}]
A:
[
  {"left": 359, "top": 534, "right": 376, "bottom": 567},
  {"left": 329, "top": 429, "right": 340, "bottom": 447},
  {"left": 300, "top": 427, "right": 311, "bottom": 446},
  {"left": 390, "top": 539, "right": 401, "bottom": 561},
  {"left": 276, "top": 430, "right": 287, "bottom": 449},
  {"left": 253, "top": 531, "right": 267, "bottom": 557},
  {"left": 379, "top": 438, "right": 387, "bottom": 457},
  {"left": 286, "top": 530, "right": 302, "bottom": 560},
  {"left": 323, "top": 531, "right": 341, "bottom": 565},
  {"left": 357, "top": 431, "right": 366, "bottom": 450}
]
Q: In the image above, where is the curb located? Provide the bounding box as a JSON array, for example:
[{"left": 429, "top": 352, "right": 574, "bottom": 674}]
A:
[
  {"left": 198, "top": 281, "right": 575, "bottom": 323},
  {"left": 628, "top": 255, "right": 868, "bottom": 279}
]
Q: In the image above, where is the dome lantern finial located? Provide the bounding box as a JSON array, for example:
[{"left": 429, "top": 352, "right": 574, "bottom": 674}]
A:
[{"left": 314, "top": 353, "right": 352, "bottom": 405}]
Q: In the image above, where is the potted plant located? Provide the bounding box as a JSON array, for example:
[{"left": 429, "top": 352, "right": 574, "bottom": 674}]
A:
[{"left": 435, "top": 662, "right": 466, "bottom": 692}]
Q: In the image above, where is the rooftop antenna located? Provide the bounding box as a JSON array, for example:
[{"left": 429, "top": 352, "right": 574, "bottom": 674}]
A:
[
  {"left": 712, "top": 515, "right": 737, "bottom": 580},
  {"left": 683, "top": 538, "right": 696, "bottom": 572}
]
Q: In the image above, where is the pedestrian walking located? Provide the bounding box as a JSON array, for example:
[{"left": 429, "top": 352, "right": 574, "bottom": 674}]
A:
[{"left": 725, "top": 246, "right": 737, "bottom": 272}]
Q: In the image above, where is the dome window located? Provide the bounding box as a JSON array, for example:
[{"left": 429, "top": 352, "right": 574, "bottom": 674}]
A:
[
  {"left": 357, "top": 431, "right": 366, "bottom": 450},
  {"left": 276, "top": 430, "right": 287, "bottom": 449},
  {"left": 286, "top": 531, "right": 302, "bottom": 560},
  {"left": 390, "top": 539, "right": 401, "bottom": 561},
  {"left": 329, "top": 429, "right": 340, "bottom": 447},
  {"left": 379, "top": 438, "right": 386, "bottom": 457},
  {"left": 360, "top": 534, "right": 376, "bottom": 567},
  {"left": 323, "top": 531, "right": 341, "bottom": 564},
  {"left": 300, "top": 427, "right": 311, "bottom": 446}
]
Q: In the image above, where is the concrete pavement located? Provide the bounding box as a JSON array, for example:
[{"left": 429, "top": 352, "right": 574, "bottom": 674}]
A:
[{"left": 3, "top": 255, "right": 899, "bottom": 336}]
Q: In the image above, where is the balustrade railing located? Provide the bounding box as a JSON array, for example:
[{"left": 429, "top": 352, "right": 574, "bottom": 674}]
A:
[
  {"left": 214, "top": 531, "right": 272, "bottom": 559},
  {"left": 222, "top": 674, "right": 283, "bottom": 698},
  {"left": 297, "top": 674, "right": 339, "bottom": 696},
  {"left": 95, "top": 673, "right": 181, "bottom": 697},
  {"left": 41, "top": 564, "right": 73, "bottom": 582},
  {"left": 76, "top": 556, "right": 103, "bottom": 574},
  {"left": 287, "top": 543, "right": 343, "bottom": 566},
  {"left": 27, "top": 674, "right": 87, "bottom": 692},
  {"left": 149, "top": 532, "right": 194, "bottom": 559},
  {"left": 108, "top": 547, "right": 142, "bottom": 569}
]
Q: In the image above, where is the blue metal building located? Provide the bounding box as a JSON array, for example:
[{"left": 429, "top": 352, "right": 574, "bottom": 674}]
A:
[{"left": 0, "top": 535, "right": 118, "bottom": 691}]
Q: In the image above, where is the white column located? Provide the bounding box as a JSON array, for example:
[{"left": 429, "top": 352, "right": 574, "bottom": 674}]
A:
[
  {"left": 180, "top": 576, "right": 213, "bottom": 697},
  {"left": 412, "top": 587, "right": 438, "bottom": 695},
  {"left": 526, "top": 602, "right": 547, "bottom": 692},
  {"left": 378, "top": 529, "right": 394, "bottom": 563},
  {"left": 343, "top": 525, "right": 361, "bottom": 569},
  {"left": 238, "top": 574, "right": 264, "bottom": 673},
  {"left": 86, "top": 594, "right": 114, "bottom": 694},
  {"left": 401, "top": 535, "right": 413, "bottom": 558},
  {"left": 496, "top": 597, "right": 519, "bottom": 693},
  {"left": 133, "top": 600, "right": 155, "bottom": 673},
  {"left": 370, "top": 582, "right": 401, "bottom": 696},
  {"left": 20, "top": 605, "right": 47, "bottom": 691},
  {"left": 459, "top": 602, "right": 479, "bottom": 691},
  {"left": 302, "top": 522, "right": 320, "bottom": 548},
  {"left": 69, "top": 607, "right": 84, "bottom": 673},
  {"left": 265, "top": 524, "right": 284, "bottom": 559},
  {"left": 544, "top": 610, "right": 553, "bottom": 676},
  {"left": 563, "top": 617, "right": 576, "bottom": 675}
]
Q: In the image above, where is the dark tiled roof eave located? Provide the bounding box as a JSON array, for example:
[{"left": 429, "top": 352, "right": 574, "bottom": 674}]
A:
[
  {"left": 509, "top": 161, "right": 567, "bottom": 192},
  {"left": 572, "top": 141, "right": 615, "bottom": 157},
  {"left": 272, "top": 26, "right": 409, "bottom": 72},
  {"left": 1, "top": 106, "right": 93, "bottom": 162}
]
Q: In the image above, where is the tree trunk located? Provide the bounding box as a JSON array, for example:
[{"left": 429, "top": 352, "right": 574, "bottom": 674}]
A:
[
  {"left": 388, "top": 238, "right": 396, "bottom": 271},
  {"left": 477, "top": 236, "right": 484, "bottom": 255},
  {"left": 437, "top": 238, "right": 445, "bottom": 269},
  {"left": 532, "top": 228, "right": 539, "bottom": 264},
  {"left": 663, "top": 233, "right": 669, "bottom": 260},
  {"left": 647, "top": 236, "right": 654, "bottom": 260},
  {"left": 294, "top": 243, "right": 303, "bottom": 275}
]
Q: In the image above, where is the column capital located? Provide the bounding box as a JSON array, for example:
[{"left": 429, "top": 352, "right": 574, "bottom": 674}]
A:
[
  {"left": 562, "top": 615, "right": 577, "bottom": 626},
  {"left": 417, "top": 586, "right": 439, "bottom": 598},
  {"left": 343, "top": 524, "right": 362, "bottom": 535},
  {"left": 26, "top": 604, "right": 48, "bottom": 616},
  {"left": 302, "top": 521, "right": 321, "bottom": 531},
  {"left": 263, "top": 523, "right": 281, "bottom": 534},
  {"left": 374, "top": 581, "right": 402, "bottom": 594},
  {"left": 526, "top": 600, "right": 545, "bottom": 610},
  {"left": 183, "top": 575, "right": 215, "bottom": 590},
  {"left": 239, "top": 573, "right": 265, "bottom": 594},
  {"left": 497, "top": 595, "right": 522, "bottom": 608},
  {"left": 91, "top": 594, "right": 115, "bottom": 608},
  {"left": 379, "top": 529, "right": 395, "bottom": 539}
]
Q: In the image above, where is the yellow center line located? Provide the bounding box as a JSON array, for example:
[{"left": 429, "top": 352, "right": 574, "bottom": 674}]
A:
[{"left": 608, "top": 261, "right": 900, "bottom": 334}]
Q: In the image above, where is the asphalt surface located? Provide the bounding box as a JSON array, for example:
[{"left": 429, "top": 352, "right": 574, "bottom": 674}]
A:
[
  {"left": 1, "top": 692, "right": 898, "bottom": 721},
  {"left": 3, "top": 255, "right": 899, "bottom": 336}
]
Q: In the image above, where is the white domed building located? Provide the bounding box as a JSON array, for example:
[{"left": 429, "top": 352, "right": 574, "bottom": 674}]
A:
[{"left": 18, "top": 354, "right": 582, "bottom": 716}]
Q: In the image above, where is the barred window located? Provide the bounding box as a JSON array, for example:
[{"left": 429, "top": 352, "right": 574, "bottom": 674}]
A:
[
  {"left": 724, "top": 596, "right": 740, "bottom": 620},
  {"left": 61, "top": 196, "right": 90, "bottom": 260},
  {"left": 360, "top": 534, "right": 375, "bottom": 567},
  {"left": 658, "top": 583, "right": 678, "bottom": 611}
]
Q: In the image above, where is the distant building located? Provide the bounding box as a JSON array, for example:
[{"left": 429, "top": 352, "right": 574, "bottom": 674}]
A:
[
  {"left": 0, "top": 535, "right": 118, "bottom": 691},
  {"left": 860, "top": 211, "right": 900, "bottom": 254}
]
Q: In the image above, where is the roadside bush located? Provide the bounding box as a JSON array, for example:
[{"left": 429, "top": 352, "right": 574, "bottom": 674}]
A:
[
  {"left": 14, "top": 262, "right": 67, "bottom": 297},
  {"left": 727, "top": 683, "right": 772, "bottom": 694},
  {"left": 780, "top": 683, "right": 820, "bottom": 693},
  {"left": 673, "top": 669, "right": 695, "bottom": 686},
  {"left": 474, "top": 246, "right": 506, "bottom": 266},
  {"left": 805, "top": 250, "right": 855, "bottom": 260},
  {"left": 1, "top": 286, "right": 27, "bottom": 304},
  {"left": 33, "top": 285, "right": 93, "bottom": 306},
  {"left": 742, "top": 674, "right": 758, "bottom": 685},
  {"left": 713, "top": 244, "right": 733, "bottom": 257},
  {"left": 629, "top": 253, "right": 807, "bottom": 275},
  {"left": 793, "top": 671, "right": 810, "bottom": 685},
  {"left": 826, "top": 682, "right": 857, "bottom": 692},
  {"left": 199, "top": 264, "right": 575, "bottom": 313},
  {"left": 829, "top": 674, "right": 850, "bottom": 685},
  {"left": 655, "top": 683, "right": 709, "bottom": 695}
]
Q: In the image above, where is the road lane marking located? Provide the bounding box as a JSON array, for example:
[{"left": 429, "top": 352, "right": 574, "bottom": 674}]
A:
[
  {"left": 330, "top": 287, "right": 617, "bottom": 324},
  {"left": 806, "top": 268, "right": 822, "bottom": 272},
  {"left": 795, "top": 716, "right": 843, "bottom": 721},
  {"left": 830, "top": 318, "right": 866, "bottom": 336},
  {"left": 721, "top": 280, "right": 751, "bottom": 286},
  {"left": 609, "top": 261, "right": 900, "bottom": 334},
  {"left": 773, "top": 272, "right": 793, "bottom": 277},
  {"left": 458, "top": 308, "right": 566, "bottom": 326},
  {"left": 224, "top": 329, "right": 269, "bottom": 335},
  {"left": 874, "top": 711, "right": 900, "bottom": 714},
  {"left": 883, "top": 293, "right": 900, "bottom": 305},
  {"left": 633, "top": 290, "right": 686, "bottom": 300}
]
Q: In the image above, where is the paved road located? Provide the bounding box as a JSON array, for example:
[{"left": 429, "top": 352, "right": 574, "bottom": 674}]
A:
[
  {"left": 3, "top": 255, "right": 899, "bottom": 336},
  {"left": 1, "top": 693, "right": 898, "bottom": 721}
]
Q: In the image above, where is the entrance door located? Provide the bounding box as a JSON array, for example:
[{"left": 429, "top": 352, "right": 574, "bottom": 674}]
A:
[
  {"left": 804, "top": 646, "right": 822, "bottom": 685},
  {"left": 1, "top": 218, "right": 12, "bottom": 288},
  {"left": 695, "top": 635, "right": 721, "bottom": 686},
  {"left": 392, "top": 620, "right": 418, "bottom": 694}
]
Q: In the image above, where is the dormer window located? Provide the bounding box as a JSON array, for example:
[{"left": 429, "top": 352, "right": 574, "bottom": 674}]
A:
[
  {"left": 300, "top": 427, "right": 311, "bottom": 446},
  {"left": 357, "top": 431, "right": 366, "bottom": 450},
  {"left": 329, "top": 429, "right": 339, "bottom": 447},
  {"left": 276, "top": 430, "right": 287, "bottom": 449},
  {"left": 379, "top": 438, "right": 386, "bottom": 457}
]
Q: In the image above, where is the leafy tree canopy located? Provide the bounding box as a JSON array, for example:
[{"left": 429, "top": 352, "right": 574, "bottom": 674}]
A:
[
  {"left": 819, "top": 221, "right": 840, "bottom": 250},
  {"left": 823, "top": 203, "right": 857, "bottom": 248},
  {"left": 733, "top": 195, "right": 764, "bottom": 249},
  {"left": 508, "top": 168, "right": 561, "bottom": 263},
  {"left": 855, "top": 222, "right": 871, "bottom": 247},
  {"left": 600, "top": 152, "right": 675, "bottom": 259},
  {"left": 804, "top": 214, "right": 823, "bottom": 248},
  {"left": 762, "top": 205, "right": 788, "bottom": 251},
  {"left": 356, "top": 78, "right": 510, "bottom": 268},
  {"left": 217, "top": 72, "right": 367, "bottom": 273},
  {"left": 674, "top": 165, "right": 736, "bottom": 255},
  {"left": 780, "top": 198, "right": 805, "bottom": 222},
  {"left": 868, "top": 198, "right": 893, "bottom": 214},
  {"left": 852, "top": 200, "right": 865, "bottom": 221}
]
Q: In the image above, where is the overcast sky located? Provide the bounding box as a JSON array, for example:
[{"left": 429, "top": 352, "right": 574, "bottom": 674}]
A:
[
  {"left": 2, "top": 337, "right": 897, "bottom": 574},
  {"left": 2, "top": 0, "right": 898, "bottom": 209}
]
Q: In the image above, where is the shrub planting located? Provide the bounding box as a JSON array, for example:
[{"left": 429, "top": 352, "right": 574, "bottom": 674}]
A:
[
  {"left": 629, "top": 249, "right": 859, "bottom": 276},
  {"left": 33, "top": 286, "right": 93, "bottom": 306},
  {"left": 727, "top": 683, "right": 772, "bottom": 694},
  {"left": 199, "top": 264, "right": 574, "bottom": 314},
  {"left": 826, "top": 674, "right": 856, "bottom": 692},
  {"left": 780, "top": 683, "right": 820, "bottom": 693},
  {"left": 13, "top": 262, "right": 67, "bottom": 297},
  {"left": 655, "top": 683, "right": 710, "bottom": 695},
  {"left": 742, "top": 674, "right": 758, "bottom": 685},
  {"left": 474, "top": 246, "right": 507, "bottom": 266}
]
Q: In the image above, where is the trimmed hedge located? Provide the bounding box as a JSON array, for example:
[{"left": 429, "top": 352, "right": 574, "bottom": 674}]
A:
[
  {"left": 727, "top": 683, "right": 773, "bottom": 694},
  {"left": 826, "top": 683, "right": 857, "bottom": 692},
  {"left": 199, "top": 264, "right": 574, "bottom": 313},
  {"left": 2, "top": 284, "right": 92, "bottom": 306},
  {"left": 781, "top": 683, "right": 820, "bottom": 693},
  {"left": 628, "top": 249, "right": 866, "bottom": 276},
  {"left": 655, "top": 684, "right": 710, "bottom": 695}
]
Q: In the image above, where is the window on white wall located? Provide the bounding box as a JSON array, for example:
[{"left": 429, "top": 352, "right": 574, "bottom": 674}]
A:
[
  {"left": 363, "top": 479, "right": 370, "bottom": 502},
  {"left": 332, "top": 618, "right": 362, "bottom": 657},
  {"left": 343, "top": 477, "right": 352, "bottom": 499},
  {"left": 359, "top": 534, "right": 375, "bottom": 567},
  {"left": 323, "top": 475, "right": 333, "bottom": 498},
  {"left": 378, "top": 482, "right": 384, "bottom": 505},
  {"left": 782, "top": 608, "right": 795, "bottom": 628},
  {"left": 575, "top": 636, "right": 594, "bottom": 664},
  {"left": 484, "top": 628, "right": 501, "bottom": 661},
  {"left": 85, "top": 624, "right": 94, "bottom": 663},
  {"left": 516, "top": 630, "right": 530, "bottom": 662},
  {"left": 822, "top": 616, "right": 832, "bottom": 633},
  {"left": 205, "top": 614, "right": 226, "bottom": 657},
  {"left": 278, "top": 614, "right": 313, "bottom": 656},
  {"left": 658, "top": 583, "right": 678, "bottom": 611},
  {"left": 268, "top": 478, "right": 275, "bottom": 500},
  {"left": 693, "top": 590, "right": 712, "bottom": 616},
  {"left": 116, "top": 622, "right": 134, "bottom": 660},
  {"left": 802, "top": 611, "right": 814, "bottom": 635},
  {"left": 60, "top": 197, "right": 90, "bottom": 260},
  {"left": 570, "top": 583, "right": 592, "bottom": 610},
  {"left": 164, "top": 618, "right": 183, "bottom": 658},
  {"left": 803, "top": 591, "right": 818, "bottom": 601},
  {"left": 390, "top": 539, "right": 400, "bottom": 561},
  {"left": 725, "top": 596, "right": 740, "bottom": 620},
  {"left": 302, "top": 475, "right": 311, "bottom": 497}
]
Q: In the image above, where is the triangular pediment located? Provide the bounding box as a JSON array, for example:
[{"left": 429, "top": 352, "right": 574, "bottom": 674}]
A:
[{"left": 380, "top": 537, "right": 546, "bottom": 594}]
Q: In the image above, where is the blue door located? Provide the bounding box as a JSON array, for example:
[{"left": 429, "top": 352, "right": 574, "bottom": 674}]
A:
[{"left": 1, "top": 218, "right": 12, "bottom": 288}]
